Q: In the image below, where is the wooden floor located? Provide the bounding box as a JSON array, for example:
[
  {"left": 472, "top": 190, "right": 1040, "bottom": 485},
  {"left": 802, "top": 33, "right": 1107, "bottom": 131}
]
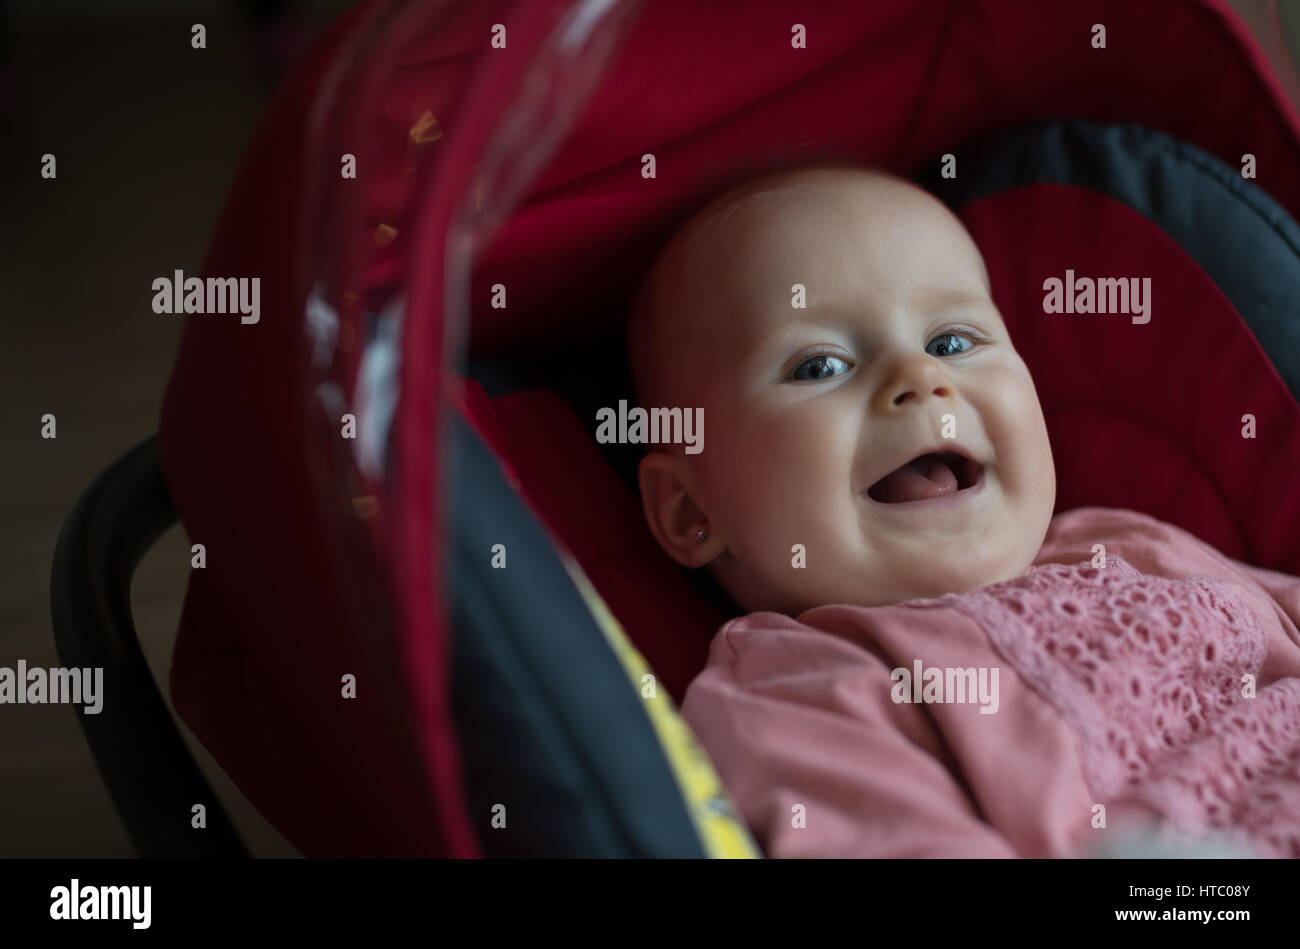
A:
[{"left": 1, "top": 1, "right": 1297, "bottom": 859}]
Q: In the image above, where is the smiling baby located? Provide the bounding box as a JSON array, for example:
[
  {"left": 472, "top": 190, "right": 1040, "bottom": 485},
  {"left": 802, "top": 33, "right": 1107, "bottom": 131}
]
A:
[
  {"left": 629, "top": 164, "right": 1055, "bottom": 614},
  {"left": 626, "top": 164, "right": 1300, "bottom": 859}
]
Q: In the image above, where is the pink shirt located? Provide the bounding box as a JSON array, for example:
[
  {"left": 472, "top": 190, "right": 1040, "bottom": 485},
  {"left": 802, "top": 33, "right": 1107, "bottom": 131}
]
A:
[{"left": 679, "top": 507, "right": 1300, "bottom": 858}]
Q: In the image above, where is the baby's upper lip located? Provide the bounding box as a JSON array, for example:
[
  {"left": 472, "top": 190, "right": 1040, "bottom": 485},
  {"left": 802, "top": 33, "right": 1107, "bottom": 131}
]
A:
[{"left": 861, "top": 441, "right": 984, "bottom": 495}]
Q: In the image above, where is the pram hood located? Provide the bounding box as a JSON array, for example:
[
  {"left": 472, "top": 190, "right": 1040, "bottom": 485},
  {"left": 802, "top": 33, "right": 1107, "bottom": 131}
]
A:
[{"left": 158, "top": 0, "right": 1300, "bottom": 856}]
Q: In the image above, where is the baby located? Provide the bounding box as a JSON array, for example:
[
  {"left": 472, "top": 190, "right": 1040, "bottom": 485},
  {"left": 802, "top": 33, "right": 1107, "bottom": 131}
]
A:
[{"left": 627, "top": 163, "right": 1300, "bottom": 858}]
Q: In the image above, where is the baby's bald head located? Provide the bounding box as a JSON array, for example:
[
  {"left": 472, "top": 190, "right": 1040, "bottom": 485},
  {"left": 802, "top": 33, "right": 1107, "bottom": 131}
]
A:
[{"left": 627, "top": 164, "right": 974, "bottom": 416}]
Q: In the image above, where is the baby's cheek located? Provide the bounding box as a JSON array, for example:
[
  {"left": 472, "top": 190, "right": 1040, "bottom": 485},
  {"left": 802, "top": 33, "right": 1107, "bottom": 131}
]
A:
[
  {"left": 752, "top": 479, "right": 856, "bottom": 597},
  {"left": 986, "top": 373, "right": 1057, "bottom": 551},
  {"left": 981, "top": 369, "right": 1044, "bottom": 468},
  {"left": 708, "top": 398, "right": 853, "bottom": 544},
  {"left": 707, "top": 447, "right": 815, "bottom": 560}
]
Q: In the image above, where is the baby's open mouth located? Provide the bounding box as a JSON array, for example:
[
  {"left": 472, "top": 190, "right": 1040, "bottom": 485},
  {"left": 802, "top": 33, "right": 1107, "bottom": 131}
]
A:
[{"left": 866, "top": 451, "right": 984, "bottom": 503}]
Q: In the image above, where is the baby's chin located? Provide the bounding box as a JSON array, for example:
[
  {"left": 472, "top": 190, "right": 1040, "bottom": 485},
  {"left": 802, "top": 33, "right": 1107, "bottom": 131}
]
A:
[
  {"left": 725, "top": 540, "right": 1041, "bottom": 614},
  {"left": 824, "top": 553, "right": 1036, "bottom": 610},
  {"left": 888, "top": 556, "right": 1035, "bottom": 604}
]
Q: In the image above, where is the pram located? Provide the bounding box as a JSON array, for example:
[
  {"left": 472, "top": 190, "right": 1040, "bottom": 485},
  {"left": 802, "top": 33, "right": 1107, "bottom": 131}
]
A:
[{"left": 53, "top": 0, "right": 1300, "bottom": 857}]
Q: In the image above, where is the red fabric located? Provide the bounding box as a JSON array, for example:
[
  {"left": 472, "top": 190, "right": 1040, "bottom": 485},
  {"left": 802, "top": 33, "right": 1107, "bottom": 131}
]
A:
[
  {"left": 465, "top": 0, "right": 1300, "bottom": 356},
  {"left": 962, "top": 185, "right": 1300, "bottom": 573},
  {"left": 158, "top": 4, "right": 403, "bottom": 854},
  {"left": 160, "top": 2, "right": 492, "bottom": 858},
  {"left": 158, "top": 0, "right": 1300, "bottom": 858}
]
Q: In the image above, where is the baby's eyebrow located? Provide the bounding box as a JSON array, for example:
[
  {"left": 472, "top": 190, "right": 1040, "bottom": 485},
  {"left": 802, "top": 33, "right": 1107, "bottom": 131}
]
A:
[
  {"left": 749, "top": 286, "right": 1000, "bottom": 350},
  {"left": 754, "top": 314, "right": 849, "bottom": 343},
  {"left": 775, "top": 292, "right": 998, "bottom": 329},
  {"left": 742, "top": 316, "right": 838, "bottom": 357},
  {"left": 914, "top": 287, "right": 999, "bottom": 314}
]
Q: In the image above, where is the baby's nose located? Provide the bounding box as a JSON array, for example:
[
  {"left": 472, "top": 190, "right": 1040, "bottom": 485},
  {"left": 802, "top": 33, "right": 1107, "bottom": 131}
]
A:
[
  {"left": 873, "top": 356, "right": 954, "bottom": 412},
  {"left": 889, "top": 382, "right": 952, "bottom": 406}
]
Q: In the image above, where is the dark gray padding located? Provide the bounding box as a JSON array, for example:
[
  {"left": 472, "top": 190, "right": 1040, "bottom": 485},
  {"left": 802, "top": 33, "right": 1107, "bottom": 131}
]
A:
[{"left": 445, "top": 411, "right": 710, "bottom": 857}]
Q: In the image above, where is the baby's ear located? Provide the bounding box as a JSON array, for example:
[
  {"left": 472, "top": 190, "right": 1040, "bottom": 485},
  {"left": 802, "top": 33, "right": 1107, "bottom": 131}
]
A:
[{"left": 637, "top": 451, "right": 721, "bottom": 567}]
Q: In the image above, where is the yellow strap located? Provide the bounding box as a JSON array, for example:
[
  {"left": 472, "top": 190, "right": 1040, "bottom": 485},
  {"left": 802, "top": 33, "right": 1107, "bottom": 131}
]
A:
[{"left": 560, "top": 555, "right": 761, "bottom": 859}]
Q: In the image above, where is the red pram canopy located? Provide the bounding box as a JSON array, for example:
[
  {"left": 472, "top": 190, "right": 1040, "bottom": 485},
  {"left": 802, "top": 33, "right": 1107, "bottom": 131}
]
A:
[{"left": 159, "top": 0, "right": 1300, "bottom": 857}]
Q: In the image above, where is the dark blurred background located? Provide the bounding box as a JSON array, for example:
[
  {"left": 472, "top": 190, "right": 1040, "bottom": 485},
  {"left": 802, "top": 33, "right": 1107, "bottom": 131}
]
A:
[
  {"left": 0, "top": 0, "right": 354, "bottom": 858},
  {"left": 1, "top": 0, "right": 1298, "bottom": 858}
]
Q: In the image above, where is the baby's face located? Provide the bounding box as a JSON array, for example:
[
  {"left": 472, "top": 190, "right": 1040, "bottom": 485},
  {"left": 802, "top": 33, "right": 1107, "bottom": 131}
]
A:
[{"left": 634, "top": 169, "right": 1056, "bottom": 614}]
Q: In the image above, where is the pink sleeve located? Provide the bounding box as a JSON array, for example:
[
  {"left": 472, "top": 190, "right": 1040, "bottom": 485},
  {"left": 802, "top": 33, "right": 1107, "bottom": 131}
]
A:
[
  {"left": 1234, "top": 560, "right": 1300, "bottom": 632},
  {"left": 680, "top": 617, "right": 1020, "bottom": 859},
  {"left": 1037, "top": 506, "right": 1300, "bottom": 655}
]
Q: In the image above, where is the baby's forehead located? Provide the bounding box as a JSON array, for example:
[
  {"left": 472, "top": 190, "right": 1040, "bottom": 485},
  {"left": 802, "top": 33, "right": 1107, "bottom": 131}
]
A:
[
  {"left": 666, "top": 174, "right": 978, "bottom": 302},
  {"left": 631, "top": 167, "right": 991, "bottom": 396},
  {"left": 676, "top": 175, "right": 848, "bottom": 254}
]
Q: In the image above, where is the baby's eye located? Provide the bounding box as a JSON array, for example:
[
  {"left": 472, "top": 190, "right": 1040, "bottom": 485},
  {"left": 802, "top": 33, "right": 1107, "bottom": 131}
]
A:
[
  {"left": 925, "top": 332, "right": 975, "bottom": 358},
  {"left": 790, "top": 354, "right": 851, "bottom": 381}
]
